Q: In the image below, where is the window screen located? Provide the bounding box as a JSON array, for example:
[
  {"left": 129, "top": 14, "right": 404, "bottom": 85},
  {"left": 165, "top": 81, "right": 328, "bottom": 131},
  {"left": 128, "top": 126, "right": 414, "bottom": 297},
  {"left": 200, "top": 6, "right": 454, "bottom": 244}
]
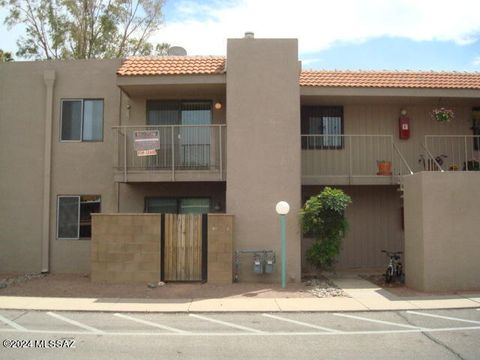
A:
[
  {"left": 57, "top": 195, "right": 100, "bottom": 239},
  {"left": 82, "top": 100, "right": 104, "bottom": 141},
  {"left": 57, "top": 196, "right": 80, "bottom": 238}
]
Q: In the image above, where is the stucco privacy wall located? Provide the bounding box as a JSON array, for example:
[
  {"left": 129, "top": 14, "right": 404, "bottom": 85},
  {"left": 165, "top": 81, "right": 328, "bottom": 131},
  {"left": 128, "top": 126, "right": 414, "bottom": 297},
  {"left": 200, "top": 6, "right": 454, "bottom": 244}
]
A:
[
  {"left": 404, "top": 172, "right": 480, "bottom": 291},
  {"left": 226, "top": 38, "right": 302, "bottom": 282},
  {"left": 91, "top": 214, "right": 161, "bottom": 283}
]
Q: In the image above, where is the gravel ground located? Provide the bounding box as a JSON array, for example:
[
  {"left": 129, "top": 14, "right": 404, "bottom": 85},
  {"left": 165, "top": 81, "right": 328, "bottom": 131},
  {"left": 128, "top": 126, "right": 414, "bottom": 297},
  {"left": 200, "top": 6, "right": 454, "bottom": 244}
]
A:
[{"left": 0, "top": 273, "right": 347, "bottom": 299}]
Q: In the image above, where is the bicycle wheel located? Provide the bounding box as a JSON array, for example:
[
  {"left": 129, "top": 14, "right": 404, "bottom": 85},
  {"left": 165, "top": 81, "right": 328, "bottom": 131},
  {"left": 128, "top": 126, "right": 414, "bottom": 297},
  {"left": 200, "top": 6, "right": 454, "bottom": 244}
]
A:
[{"left": 385, "top": 268, "right": 393, "bottom": 283}]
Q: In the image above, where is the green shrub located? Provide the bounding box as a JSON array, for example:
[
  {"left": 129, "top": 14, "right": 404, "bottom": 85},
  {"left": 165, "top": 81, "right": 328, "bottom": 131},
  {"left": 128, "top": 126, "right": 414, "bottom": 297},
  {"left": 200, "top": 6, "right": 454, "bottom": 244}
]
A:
[{"left": 300, "top": 187, "right": 351, "bottom": 270}]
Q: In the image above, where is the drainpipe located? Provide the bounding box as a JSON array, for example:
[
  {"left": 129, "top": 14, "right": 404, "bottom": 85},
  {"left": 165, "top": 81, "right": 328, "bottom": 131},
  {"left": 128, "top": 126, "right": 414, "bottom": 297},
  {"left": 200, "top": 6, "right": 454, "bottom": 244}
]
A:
[{"left": 41, "top": 70, "right": 56, "bottom": 273}]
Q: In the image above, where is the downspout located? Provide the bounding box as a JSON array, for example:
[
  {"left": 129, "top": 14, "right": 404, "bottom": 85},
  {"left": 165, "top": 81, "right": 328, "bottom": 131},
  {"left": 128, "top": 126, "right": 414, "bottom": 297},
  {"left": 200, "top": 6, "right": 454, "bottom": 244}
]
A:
[{"left": 41, "top": 70, "right": 56, "bottom": 273}]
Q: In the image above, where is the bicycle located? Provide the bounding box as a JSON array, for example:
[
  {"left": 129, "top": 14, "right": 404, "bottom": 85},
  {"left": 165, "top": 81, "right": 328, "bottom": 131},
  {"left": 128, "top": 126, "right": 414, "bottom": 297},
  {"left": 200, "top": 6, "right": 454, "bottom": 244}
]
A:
[{"left": 381, "top": 250, "right": 403, "bottom": 284}]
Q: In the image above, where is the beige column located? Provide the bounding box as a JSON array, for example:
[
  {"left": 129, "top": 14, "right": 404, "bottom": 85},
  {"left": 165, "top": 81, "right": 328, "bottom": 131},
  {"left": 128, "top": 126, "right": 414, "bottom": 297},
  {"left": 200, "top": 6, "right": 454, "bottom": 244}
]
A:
[
  {"left": 42, "top": 70, "right": 56, "bottom": 273},
  {"left": 226, "top": 36, "right": 301, "bottom": 282}
]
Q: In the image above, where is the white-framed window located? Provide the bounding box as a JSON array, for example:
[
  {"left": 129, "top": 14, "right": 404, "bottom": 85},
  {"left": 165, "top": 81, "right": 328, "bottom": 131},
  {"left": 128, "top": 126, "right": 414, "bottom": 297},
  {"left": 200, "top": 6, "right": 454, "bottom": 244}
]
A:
[
  {"left": 61, "top": 99, "right": 104, "bottom": 141},
  {"left": 57, "top": 195, "right": 101, "bottom": 240}
]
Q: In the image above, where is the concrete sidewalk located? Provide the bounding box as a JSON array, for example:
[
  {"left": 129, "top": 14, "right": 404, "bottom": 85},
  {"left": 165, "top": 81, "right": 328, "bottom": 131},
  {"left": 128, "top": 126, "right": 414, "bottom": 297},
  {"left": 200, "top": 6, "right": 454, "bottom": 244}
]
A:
[{"left": 0, "top": 274, "right": 478, "bottom": 313}]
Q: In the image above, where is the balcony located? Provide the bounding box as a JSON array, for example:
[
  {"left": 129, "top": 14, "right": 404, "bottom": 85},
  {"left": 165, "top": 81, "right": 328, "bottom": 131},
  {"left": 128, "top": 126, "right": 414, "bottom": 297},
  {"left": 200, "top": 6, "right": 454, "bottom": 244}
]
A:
[
  {"left": 113, "top": 124, "right": 226, "bottom": 182},
  {"left": 301, "top": 134, "right": 413, "bottom": 185},
  {"left": 423, "top": 135, "right": 480, "bottom": 171}
]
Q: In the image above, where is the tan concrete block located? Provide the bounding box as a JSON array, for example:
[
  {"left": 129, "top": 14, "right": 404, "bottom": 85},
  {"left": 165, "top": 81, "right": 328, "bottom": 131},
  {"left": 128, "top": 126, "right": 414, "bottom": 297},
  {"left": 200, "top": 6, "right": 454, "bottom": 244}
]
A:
[
  {"left": 131, "top": 271, "right": 159, "bottom": 283},
  {"left": 140, "top": 243, "right": 160, "bottom": 254},
  {"left": 106, "top": 262, "right": 124, "bottom": 272},
  {"left": 134, "top": 252, "right": 158, "bottom": 263},
  {"left": 138, "top": 260, "right": 160, "bottom": 272},
  {"left": 208, "top": 273, "right": 232, "bottom": 284},
  {"left": 124, "top": 243, "right": 143, "bottom": 253}
]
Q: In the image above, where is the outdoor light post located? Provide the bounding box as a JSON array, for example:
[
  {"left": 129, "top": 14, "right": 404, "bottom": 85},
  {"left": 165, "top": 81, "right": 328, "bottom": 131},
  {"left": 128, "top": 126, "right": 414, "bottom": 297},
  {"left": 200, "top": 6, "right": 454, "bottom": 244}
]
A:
[{"left": 275, "top": 201, "right": 290, "bottom": 289}]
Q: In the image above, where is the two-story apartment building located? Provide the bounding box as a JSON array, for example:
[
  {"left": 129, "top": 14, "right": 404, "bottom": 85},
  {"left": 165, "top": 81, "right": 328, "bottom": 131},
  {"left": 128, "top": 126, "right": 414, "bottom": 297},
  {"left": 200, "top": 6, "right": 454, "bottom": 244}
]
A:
[{"left": 1, "top": 34, "right": 479, "bottom": 287}]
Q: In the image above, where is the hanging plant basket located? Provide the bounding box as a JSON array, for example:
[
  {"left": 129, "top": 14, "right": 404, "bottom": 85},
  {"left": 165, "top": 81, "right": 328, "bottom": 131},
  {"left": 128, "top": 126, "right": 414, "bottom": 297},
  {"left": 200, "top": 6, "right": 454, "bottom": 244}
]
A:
[{"left": 431, "top": 107, "right": 454, "bottom": 123}]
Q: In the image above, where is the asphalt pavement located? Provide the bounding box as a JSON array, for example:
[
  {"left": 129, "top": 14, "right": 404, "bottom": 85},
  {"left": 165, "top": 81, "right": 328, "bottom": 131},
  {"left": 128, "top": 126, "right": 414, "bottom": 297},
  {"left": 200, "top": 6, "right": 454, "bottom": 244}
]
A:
[{"left": 0, "top": 308, "right": 479, "bottom": 359}]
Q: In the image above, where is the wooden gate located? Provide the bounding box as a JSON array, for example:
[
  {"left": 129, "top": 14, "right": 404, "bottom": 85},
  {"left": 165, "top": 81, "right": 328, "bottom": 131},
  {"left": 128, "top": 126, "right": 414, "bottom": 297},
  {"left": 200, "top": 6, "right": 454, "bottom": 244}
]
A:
[{"left": 162, "top": 214, "right": 206, "bottom": 281}]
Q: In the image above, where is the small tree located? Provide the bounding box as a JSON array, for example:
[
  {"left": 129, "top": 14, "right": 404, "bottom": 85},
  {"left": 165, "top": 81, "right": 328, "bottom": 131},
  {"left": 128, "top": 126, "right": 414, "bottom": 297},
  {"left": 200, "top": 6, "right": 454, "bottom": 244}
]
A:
[
  {"left": 0, "top": 49, "right": 14, "bottom": 62},
  {"left": 300, "top": 187, "right": 351, "bottom": 270}
]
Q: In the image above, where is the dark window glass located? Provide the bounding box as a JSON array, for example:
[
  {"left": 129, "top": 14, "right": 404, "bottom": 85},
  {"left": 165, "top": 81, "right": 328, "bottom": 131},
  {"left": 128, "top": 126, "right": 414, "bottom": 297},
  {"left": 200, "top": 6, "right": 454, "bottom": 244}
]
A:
[
  {"left": 61, "top": 100, "right": 82, "bottom": 140},
  {"left": 145, "top": 197, "right": 210, "bottom": 214},
  {"left": 146, "top": 101, "right": 212, "bottom": 167},
  {"left": 301, "top": 106, "right": 344, "bottom": 149},
  {"left": 145, "top": 198, "right": 178, "bottom": 213}
]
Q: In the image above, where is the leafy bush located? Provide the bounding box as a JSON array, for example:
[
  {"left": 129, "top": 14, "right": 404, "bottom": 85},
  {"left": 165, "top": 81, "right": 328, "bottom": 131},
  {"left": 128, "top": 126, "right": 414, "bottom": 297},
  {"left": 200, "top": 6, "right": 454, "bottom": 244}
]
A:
[{"left": 300, "top": 187, "right": 352, "bottom": 270}]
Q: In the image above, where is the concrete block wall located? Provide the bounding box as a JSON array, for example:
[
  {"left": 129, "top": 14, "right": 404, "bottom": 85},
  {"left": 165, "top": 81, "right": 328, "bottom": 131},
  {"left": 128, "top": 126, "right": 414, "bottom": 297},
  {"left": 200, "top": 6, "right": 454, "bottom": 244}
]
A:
[
  {"left": 91, "top": 214, "right": 161, "bottom": 283},
  {"left": 207, "top": 214, "right": 234, "bottom": 284}
]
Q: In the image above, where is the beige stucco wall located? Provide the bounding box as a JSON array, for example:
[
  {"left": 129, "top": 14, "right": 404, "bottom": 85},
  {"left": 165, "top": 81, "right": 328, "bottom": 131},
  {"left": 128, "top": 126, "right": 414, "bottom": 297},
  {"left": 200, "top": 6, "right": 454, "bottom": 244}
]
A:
[
  {"left": 0, "top": 59, "right": 121, "bottom": 273},
  {"left": 226, "top": 38, "right": 302, "bottom": 282},
  {"left": 91, "top": 214, "right": 161, "bottom": 283},
  {"left": 0, "top": 62, "right": 48, "bottom": 272},
  {"left": 301, "top": 99, "right": 478, "bottom": 181},
  {"left": 302, "top": 185, "right": 404, "bottom": 272},
  {"left": 404, "top": 172, "right": 480, "bottom": 291}
]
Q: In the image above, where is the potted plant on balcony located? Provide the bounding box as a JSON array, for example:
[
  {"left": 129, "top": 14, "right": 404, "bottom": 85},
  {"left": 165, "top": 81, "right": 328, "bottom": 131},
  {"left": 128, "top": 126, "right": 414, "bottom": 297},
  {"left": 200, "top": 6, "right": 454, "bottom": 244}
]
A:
[
  {"left": 431, "top": 107, "right": 454, "bottom": 123},
  {"left": 376, "top": 160, "right": 392, "bottom": 176}
]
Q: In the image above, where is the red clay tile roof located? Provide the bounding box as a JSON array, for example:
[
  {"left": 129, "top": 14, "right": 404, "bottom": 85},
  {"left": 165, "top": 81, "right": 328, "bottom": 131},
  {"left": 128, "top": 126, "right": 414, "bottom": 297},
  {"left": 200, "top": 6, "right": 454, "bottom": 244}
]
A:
[
  {"left": 300, "top": 70, "right": 480, "bottom": 89},
  {"left": 117, "top": 57, "right": 480, "bottom": 89},
  {"left": 117, "top": 56, "right": 226, "bottom": 76}
]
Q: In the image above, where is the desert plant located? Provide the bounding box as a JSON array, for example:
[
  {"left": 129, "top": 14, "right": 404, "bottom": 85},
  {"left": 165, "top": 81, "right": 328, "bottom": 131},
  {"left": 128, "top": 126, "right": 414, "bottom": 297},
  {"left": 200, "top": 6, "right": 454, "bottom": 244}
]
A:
[{"left": 300, "top": 187, "right": 351, "bottom": 270}]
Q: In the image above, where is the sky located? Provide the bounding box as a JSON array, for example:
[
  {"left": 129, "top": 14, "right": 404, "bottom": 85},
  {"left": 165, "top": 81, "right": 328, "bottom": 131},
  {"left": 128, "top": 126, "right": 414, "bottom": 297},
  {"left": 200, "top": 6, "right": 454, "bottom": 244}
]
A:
[{"left": 1, "top": 0, "right": 480, "bottom": 71}]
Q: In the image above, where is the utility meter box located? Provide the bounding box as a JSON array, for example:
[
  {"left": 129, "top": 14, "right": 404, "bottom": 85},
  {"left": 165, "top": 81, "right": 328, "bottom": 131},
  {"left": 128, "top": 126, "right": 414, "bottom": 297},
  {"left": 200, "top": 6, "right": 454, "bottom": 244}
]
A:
[
  {"left": 253, "top": 258, "right": 263, "bottom": 273},
  {"left": 265, "top": 259, "right": 274, "bottom": 273}
]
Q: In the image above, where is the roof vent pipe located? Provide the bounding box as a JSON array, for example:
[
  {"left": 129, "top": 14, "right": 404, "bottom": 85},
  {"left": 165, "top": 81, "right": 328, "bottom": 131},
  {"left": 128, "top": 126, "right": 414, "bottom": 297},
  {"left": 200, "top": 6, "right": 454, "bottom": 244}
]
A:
[{"left": 244, "top": 32, "right": 254, "bottom": 39}]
